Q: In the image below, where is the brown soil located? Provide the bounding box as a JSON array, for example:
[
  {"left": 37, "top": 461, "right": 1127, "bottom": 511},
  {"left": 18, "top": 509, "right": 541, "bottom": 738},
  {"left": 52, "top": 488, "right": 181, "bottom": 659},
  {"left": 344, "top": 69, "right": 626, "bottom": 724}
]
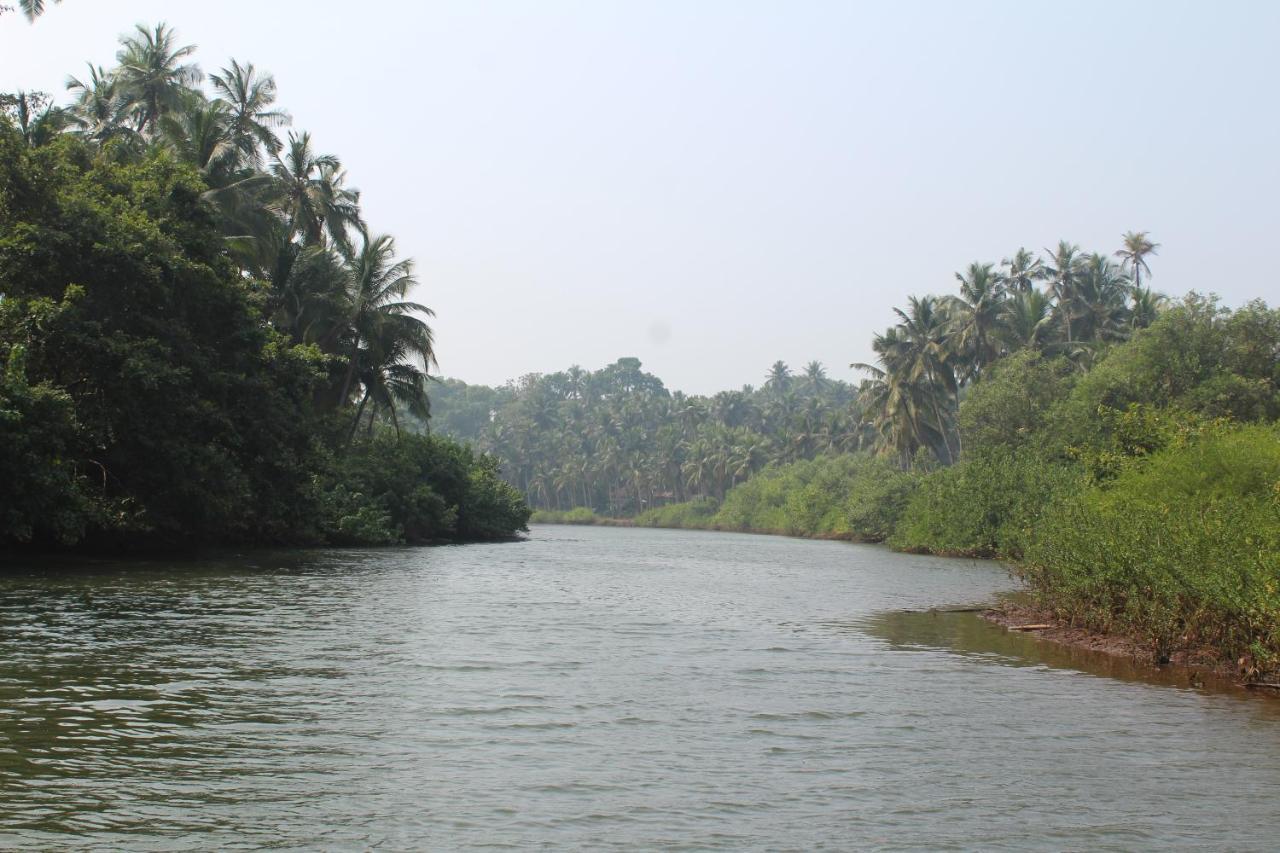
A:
[{"left": 983, "top": 600, "right": 1280, "bottom": 695}]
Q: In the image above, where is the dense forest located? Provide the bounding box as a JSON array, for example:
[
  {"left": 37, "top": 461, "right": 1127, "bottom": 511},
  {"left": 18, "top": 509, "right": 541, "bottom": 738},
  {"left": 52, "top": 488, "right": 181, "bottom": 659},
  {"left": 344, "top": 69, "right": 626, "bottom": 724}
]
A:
[{"left": 0, "top": 22, "right": 530, "bottom": 549}]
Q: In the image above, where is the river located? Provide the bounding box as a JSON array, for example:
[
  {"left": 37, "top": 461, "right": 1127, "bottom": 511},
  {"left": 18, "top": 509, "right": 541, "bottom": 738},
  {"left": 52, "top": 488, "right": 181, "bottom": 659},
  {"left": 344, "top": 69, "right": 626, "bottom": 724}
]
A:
[{"left": 1, "top": 525, "right": 1278, "bottom": 850}]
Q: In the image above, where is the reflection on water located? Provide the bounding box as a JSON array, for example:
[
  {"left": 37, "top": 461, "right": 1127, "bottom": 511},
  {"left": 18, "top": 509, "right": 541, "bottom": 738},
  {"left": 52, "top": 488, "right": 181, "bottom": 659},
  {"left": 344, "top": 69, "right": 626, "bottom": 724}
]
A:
[
  {"left": 860, "top": 609, "right": 1265, "bottom": 696},
  {"left": 1, "top": 527, "right": 1279, "bottom": 850}
]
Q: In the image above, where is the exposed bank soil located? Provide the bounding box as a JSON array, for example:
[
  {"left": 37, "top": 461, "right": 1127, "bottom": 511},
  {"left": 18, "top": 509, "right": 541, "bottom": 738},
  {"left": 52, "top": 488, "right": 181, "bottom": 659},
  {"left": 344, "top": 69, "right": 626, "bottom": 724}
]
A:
[{"left": 983, "top": 601, "right": 1280, "bottom": 695}]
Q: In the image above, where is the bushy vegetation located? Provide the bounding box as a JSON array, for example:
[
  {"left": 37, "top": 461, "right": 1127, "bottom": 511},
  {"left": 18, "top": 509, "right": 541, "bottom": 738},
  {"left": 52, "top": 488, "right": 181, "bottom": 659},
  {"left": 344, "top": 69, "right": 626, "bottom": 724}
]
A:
[
  {"left": 1024, "top": 424, "right": 1280, "bottom": 671},
  {"left": 632, "top": 455, "right": 919, "bottom": 541},
  {"left": 888, "top": 451, "right": 1081, "bottom": 558},
  {"left": 321, "top": 434, "right": 529, "bottom": 544},
  {"left": 0, "top": 24, "right": 528, "bottom": 549},
  {"left": 529, "top": 507, "right": 605, "bottom": 525}
]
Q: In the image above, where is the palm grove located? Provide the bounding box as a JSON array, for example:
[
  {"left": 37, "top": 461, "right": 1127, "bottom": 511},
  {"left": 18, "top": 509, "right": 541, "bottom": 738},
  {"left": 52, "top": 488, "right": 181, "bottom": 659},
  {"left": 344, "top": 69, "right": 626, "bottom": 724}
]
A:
[
  {"left": 431, "top": 235, "right": 1168, "bottom": 513},
  {"left": 1, "top": 23, "right": 530, "bottom": 548}
]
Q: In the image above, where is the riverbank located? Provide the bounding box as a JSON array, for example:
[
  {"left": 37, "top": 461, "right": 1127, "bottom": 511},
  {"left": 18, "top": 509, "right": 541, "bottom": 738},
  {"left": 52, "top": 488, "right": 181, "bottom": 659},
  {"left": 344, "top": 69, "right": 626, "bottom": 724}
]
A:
[
  {"left": 981, "top": 600, "right": 1280, "bottom": 694},
  {"left": 531, "top": 511, "right": 867, "bottom": 541}
]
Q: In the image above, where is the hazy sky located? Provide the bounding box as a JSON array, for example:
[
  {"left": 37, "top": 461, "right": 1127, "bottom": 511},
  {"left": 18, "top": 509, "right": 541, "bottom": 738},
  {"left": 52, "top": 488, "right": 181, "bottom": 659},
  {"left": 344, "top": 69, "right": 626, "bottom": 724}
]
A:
[{"left": 6, "top": 1, "right": 1278, "bottom": 394}]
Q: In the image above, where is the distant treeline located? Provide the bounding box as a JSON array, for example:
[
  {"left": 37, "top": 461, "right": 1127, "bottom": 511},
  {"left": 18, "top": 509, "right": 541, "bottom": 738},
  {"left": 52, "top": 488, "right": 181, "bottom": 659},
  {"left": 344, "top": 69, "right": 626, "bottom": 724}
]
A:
[
  {"left": 1, "top": 23, "right": 529, "bottom": 550},
  {"left": 432, "top": 236, "right": 1167, "bottom": 512}
]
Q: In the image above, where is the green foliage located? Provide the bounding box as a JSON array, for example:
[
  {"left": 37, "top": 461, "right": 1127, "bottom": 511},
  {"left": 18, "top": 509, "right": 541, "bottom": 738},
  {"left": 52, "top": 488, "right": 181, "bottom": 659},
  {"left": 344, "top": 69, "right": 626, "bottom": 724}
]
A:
[
  {"left": 842, "top": 458, "right": 920, "bottom": 542},
  {"left": 0, "top": 344, "right": 100, "bottom": 544},
  {"left": 530, "top": 507, "right": 605, "bottom": 525},
  {"left": 634, "top": 454, "right": 920, "bottom": 542},
  {"left": 1023, "top": 424, "right": 1280, "bottom": 670},
  {"left": 0, "top": 129, "right": 324, "bottom": 546},
  {"left": 319, "top": 433, "right": 529, "bottom": 545},
  {"left": 890, "top": 451, "right": 1083, "bottom": 558},
  {"left": 958, "top": 351, "right": 1076, "bottom": 452},
  {"left": 634, "top": 498, "right": 719, "bottom": 529},
  {"left": 0, "top": 32, "right": 530, "bottom": 551},
  {"left": 1048, "top": 296, "right": 1280, "bottom": 455},
  {"left": 429, "top": 358, "right": 868, "bottom": 516}
]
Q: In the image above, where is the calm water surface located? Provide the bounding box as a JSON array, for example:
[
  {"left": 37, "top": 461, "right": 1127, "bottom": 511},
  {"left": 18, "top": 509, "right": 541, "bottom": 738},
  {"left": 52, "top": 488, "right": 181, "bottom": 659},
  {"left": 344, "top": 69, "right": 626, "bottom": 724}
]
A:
[{"left": 1, "top": 525, "right": 1278, "bottom": 850}]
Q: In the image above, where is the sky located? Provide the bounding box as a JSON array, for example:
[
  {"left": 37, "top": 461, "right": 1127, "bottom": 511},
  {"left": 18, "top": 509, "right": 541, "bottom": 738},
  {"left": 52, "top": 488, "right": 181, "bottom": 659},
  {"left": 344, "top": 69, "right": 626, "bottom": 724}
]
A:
[{"left": 4, "top": 1, "right": 1278, "bottom": 395}]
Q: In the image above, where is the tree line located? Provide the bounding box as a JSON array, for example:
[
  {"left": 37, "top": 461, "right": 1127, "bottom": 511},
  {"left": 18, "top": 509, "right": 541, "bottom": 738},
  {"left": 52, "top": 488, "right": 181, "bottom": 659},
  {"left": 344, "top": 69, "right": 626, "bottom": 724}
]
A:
[
  {"left": 430, "top": 235, "right": 1164, "bottom": 512},
  {"left": 856, "top": 236, "right": 1162, "bottom": 466},
  {"left": 1, "top": 22, "right": 529, "bottom": 548},
  {"left": 429, "top": 358, "right": 877, "bottom": 515}
]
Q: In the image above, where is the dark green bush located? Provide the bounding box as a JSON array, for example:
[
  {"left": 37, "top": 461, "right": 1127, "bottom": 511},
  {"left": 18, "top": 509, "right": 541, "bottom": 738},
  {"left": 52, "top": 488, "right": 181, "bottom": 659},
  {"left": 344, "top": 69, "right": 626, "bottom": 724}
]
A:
[{"left": 320, "top": 432, "right": 529, "bottom": 545}]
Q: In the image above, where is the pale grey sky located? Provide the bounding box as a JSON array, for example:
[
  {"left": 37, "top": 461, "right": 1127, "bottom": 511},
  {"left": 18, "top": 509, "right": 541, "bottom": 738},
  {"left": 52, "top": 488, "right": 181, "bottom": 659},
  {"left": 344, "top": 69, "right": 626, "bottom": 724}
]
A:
[{"left": 5, "top": 1, "right": 1277, "bottom": 394}]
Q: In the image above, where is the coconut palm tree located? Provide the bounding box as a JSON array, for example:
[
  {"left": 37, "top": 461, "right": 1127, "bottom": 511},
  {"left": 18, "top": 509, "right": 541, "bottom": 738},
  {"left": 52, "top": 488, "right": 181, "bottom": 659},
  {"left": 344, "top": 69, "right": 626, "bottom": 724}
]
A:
[
  {"left": 1001, "top": 248, "right": 1045, "bottom": 294},
  {"left": 157, "top": 97, "right": 239, "bottom": 179},
  {"left": 270, "top": 131, "right": 362, "bottom": 249},
  {"left": 1115, "top": 231, "right": 1159, "bottom": 291},
  {"left": 853, "top": 298, "right": 960, "bottom": 466},
  {"left": 948, "top": 261, "right": 1007, "bottom": 382},
  {"left": 1069, "top": 253, "right": 1132, "bottom": 345},
  {"left": 114, "top": 23, "right": 203, "bottom": 135},
  {"left": 334, "top": 234, "right": 435, "bottom": 420},
  {"left": 65, "top": 64, "right": 137, "bottom": 147},
  {"left": 210, "top": 60, "right": 290, "bottom": 167},
  {"left": 764, "top": 361, "right": 792, "bottom": 395},
  {"left": 801, "top": 360, "right": 829, "bottom": 396},
  {"left": 1129, "top": 286, "right": 1167, "bottom": 330},
  {"left": 999, "top": 289, "right": 1054, "bottom": 353},
  {"left": 1043, "top": 240, "right": 1085, "bottom": 343},
  {"left": 1, "top": 90, "right": 69, "bottom": 147}
]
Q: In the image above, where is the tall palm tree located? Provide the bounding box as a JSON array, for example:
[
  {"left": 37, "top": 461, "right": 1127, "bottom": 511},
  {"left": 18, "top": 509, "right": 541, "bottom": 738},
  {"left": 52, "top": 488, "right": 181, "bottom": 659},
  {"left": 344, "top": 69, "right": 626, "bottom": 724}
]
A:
[
  {"left": 335, "top": 234, "right": 436, "bottom": 423},
  {"left": 1043, "top": 240, "right": 1085, "bottom": 343},
  {"left": 65, "top": 64, "right": 136, "bottom": 147},
  {"left": 1129, "top": 286, "right": 1166, "bottom": 331},
  {"left": 1001, "top": 247, "right": 1044, "bottom": 294},
  {"left": 114, "top": 23, "right": 203, "bottom": 135},
  {"left": 157, "top": 97, "right": 239, "bottom": 179},
  {"left": 270, "top": 131, "right": 362, "bottom": 249},
  {"left": 853, "top": 297, "right": 960, "bottom": 466},
  {"left": 801, "top": 360, "right": 829, "bottom": 396},
  {"left": 1069, "top": 253, "right": 1131, "bottom": 345},
  {"left": 210, "top": 60, "right": 290, "bottom": 168},
  {"left": 1115, "top": 231, "right": 1159, "bottom": 291},
  {"left": 998, "top": 289, "right": 1054, "bottom": 353},
  {"left": 764, "top": 361, "right": 792, "bottom": 395},
  {"left": 948, "top": 261, "right": 1006, "bottom": 381},
  {"left": 2, "top": 90, "right": 69, "bottom": 147}
]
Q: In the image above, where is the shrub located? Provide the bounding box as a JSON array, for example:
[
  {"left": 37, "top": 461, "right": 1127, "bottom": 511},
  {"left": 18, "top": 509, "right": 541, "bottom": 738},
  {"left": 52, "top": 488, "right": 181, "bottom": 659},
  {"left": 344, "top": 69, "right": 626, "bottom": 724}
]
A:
[
  {"left": 890, "top": 451, "right": 1082, "bottom": 558},
  {"left": 1023, "top": 423, "right": 1280, "bottom": 672},
  {"left": 634, "top": 497, "right": 719, "bottom": 528},
  {"left": 318, "top": 432, "right": 529, "bottom": 544},
  {"left": 529, "top": 507, "right": 602, "bottom": 524}
]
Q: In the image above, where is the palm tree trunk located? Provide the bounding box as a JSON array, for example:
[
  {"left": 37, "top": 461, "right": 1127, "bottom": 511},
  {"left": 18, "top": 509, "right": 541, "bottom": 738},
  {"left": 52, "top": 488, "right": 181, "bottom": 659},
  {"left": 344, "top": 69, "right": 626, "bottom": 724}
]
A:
[{"left": 346, "top": 390, "right": 370, "bottom": 445}]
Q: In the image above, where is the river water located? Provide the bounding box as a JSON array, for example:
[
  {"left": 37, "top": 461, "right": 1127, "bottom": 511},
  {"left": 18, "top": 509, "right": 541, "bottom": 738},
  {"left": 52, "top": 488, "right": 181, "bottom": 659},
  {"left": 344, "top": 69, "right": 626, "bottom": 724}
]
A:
[{"left": 1, "top": 525, "right": 1278, "bottom": 850}]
